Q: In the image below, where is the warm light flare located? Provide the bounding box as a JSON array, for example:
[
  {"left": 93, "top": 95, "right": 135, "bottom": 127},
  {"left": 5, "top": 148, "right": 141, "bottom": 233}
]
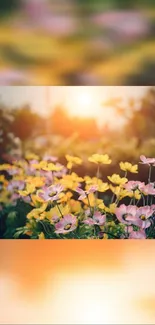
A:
[{"left": 67, "top": 89, "right": 98, "bottom": 118}]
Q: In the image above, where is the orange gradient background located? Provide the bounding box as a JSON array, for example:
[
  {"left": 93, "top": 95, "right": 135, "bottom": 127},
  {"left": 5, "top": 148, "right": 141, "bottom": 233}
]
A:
[{"left": 1, "top": 241, "right": 155, "bottom": 324}]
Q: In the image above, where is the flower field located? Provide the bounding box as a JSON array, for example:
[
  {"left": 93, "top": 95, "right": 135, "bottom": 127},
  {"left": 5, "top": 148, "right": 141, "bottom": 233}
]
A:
[{"left": 1, "top": 151, "right": 155, "bottom": 239}]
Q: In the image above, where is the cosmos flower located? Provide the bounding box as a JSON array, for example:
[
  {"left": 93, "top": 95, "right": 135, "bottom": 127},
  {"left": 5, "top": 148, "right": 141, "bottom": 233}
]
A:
[
  {"left": 55, "top": 214, "right": 77, "bottom": 234},
  {"left": 7, "top": 180, "right": 25, "bottom": 192},
  {"left": 76, "top": 185, "right": 98, "bottom": 200},
  {"left": 115, "top": 204, "right": 139, "bottom": 226},
  {"left": 140, "top": 155, "right": 155, "bottom": 165},
  {"left": 124, "top": 181, "right": 145, "bottom": 191},
  {"left": 83, "top": 211, "right": 106, "bottom": 226},
  {"left": 65, "top": 155, "right": 82, "bottom": 169},
  {"left": 43, "top": 155, "right": 58, "bottom": 162},
  {"left": 142, "top": 183, "right": 155, "bottom": 195},
  {"left": 88, "top": 154, "right": 111, "bottom": 164},
  {"left": 135, "top": 206, "right": 154, "bottom": 229},
  {"left": 38, "top": 184, "right": 64, "bottom": 202},
  {"left": 129, "top": 229, "right": 146, "bottom": 239},
  {"left": 119, "top": 162, "right": 138, "bottom": 173},
  {"left": 108, "top": 174, "right": 128, "bottom": 185}
]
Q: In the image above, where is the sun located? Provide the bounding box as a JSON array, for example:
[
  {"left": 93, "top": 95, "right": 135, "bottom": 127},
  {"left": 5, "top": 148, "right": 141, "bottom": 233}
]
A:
[{"left": 66, "top": 88, "right": 98, "bottom": 119}]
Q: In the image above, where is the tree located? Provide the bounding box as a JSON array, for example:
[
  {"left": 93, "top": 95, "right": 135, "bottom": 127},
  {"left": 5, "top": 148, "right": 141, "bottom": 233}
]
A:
[
  {"left": 125, "top": 87, "right": 155, "bottom": 144},
  {"left": 11, "top": 105, "right": 41, "bottom": 141}
]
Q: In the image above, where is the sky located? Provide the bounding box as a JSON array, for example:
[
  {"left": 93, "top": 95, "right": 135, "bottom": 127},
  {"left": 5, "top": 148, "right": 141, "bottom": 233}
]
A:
[{"left": 0, "top": 86, "right": 151, "bottom": 127}]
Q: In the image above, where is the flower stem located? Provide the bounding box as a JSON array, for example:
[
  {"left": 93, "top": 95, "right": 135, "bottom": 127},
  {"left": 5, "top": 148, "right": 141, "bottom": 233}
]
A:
[
  {"left": 86, "top": 194, "right": 93, "bottom": 216},
  {"left": 148, "top": 165, "right": 152, "bottom": 184},
  {"left": 56, "top": 203, "right": 63, "bottom": 218},
  {"left": 147, "top": 166, "right": 152, "bottom": 205},
  {"left": 111, "top": 193, "right": 115, "bottom": 204},
  {"left": 124, "top": 171, "right": 127, "bottom": 178}
]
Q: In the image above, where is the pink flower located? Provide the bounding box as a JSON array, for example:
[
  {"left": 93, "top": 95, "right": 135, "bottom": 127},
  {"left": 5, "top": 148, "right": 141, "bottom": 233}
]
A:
[
  {"left": 140, "top": 155, "right": 155, "bottom": 165},
  {"left": 135, "top": 206, "right": 153, "bottom": 229},
  {"left": 51, "top": 215, "right": 61, "bottom": 223},
  {"left": 143, "top": 183, "right": 155, "bottom": 195},
  {"left": 10, "top": 193, "right": 20, "bottom": 202},
  {"left": 55, "top": 214, "right": 77, "bottom": 234},
  {"left": 124, "top": 181, "right": 145, "bottom": 191},
  {"left": 22, "top": 195, "right": 31, "bottom": 204},
  {"left": 38, "top": 184, "right": 64, "bottom": 202},
  {"left": 40, "top": 170, "right": 54, "bottom": 185},
  {"left": 43, "top": 155, "right": 58, "bottom": 162},
  {"left": 7, "top": 168, "right": 19, "bottom": 176},
  {"left": 129, "top": 229, "right": 146, "bottom": 239},
  {"left": 54, "top": 164, "right": 67, "bottom": 178},
  {"left": 115, "top": 204, "right": 138, "bottom": 226},
  {"left": 7, "top": 180, "right": 25, "bottom": 192},
  {"left": 76, "top": 185, "right": 98, "bottom": 200},
  {"left": 83, "top": 211, "right": 106, "bottom": 226}
]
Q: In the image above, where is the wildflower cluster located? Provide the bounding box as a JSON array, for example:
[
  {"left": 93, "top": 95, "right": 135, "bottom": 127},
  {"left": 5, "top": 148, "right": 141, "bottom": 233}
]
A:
[{"left": 1, "top": 153, "right": 155, "bottom": 239}]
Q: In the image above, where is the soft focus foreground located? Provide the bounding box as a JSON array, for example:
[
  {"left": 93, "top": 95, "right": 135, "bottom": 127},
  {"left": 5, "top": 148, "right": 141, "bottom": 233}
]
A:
[
  {"left": 1, "top": 241, "right": 155, "bottom": 324},
  {"left": 0, "top": 1, "right": 155, "bottom": 85}
]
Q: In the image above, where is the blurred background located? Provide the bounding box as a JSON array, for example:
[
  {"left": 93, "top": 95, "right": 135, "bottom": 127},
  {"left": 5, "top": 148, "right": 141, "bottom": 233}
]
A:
[
  {"left": 0, "top": 0, "right": 155, "bottom": 85},
  {"left": 1, "top": 240, "right": 155, "bottom": 324},
  {"left": 0, "top": 85, "right": 155, "bottom": 183}
]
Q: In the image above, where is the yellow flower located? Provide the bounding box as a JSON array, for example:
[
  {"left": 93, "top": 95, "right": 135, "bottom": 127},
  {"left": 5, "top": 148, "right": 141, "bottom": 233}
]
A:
[
  {"left": 27, "top": 203, "right": 47, "bottom": 220},
  {"left": 42, "top": 163, "right": 63, "bottom": 172},
  {"left": 65, "top": 155, "right": 82, "bottom": 169},
  {"left": 60, "top": 173, "right": 84, "bottom": 190},
  {"left": 97, "top": 182, "right": 109, "bottom": 192},
  {"left": 0, "top": 164, "right": 11, "bottom": 171},
  {"left": 0, "top": 190, "right": 9, "bottom": 203},
  {"left": 98, "top": 202, "right": 106, "bottom": 210},
  {"left": 84, "top": 176, "right": 101, "bottom": 186},
  {"left": 69, "top": 199, "right": 81, "bottom": 214},
  {"left": 31, "top": 194, "right": 45, "bottom": 207},
  {"left": 18, "top": 183, "right": 36, "bottom": 196},
  {"left": 59, "top": 191, "right": 73, "bottom": 203},
  {"left": 108, "top": 174, "right": 128, "bottom": 185},
  {"left": 38, "top": 232, "right": 45, "bottom": 239},
  {"left": 110, "top": 185, "right": 120, "bottom": 196},
  {"left": 25, "top": 153, "right": 39, "bottom": 161},
  {"left": 83, "top": 193, "right": 103, "bottom": 208},
  {"left": 88, "top": 154, "right": 111, "bottom": 164},
  {"left": 84, "top": 176, "right": 93, "bottom": 184},
  {"left": 105, "top": 203, "right": 117, "bottom": 214},
  {"left": 26, "top": 176, "right": 45, "bottom": 188},
  {"left": 0, "top": 175, "right": 8, "bottom": 186},
  {"left": 132, "top": 189, "right": 141, "bottom": 200},
  {"left": 32, "top": 160, "right": 62, "bottom": 171},
  {"left": 32, "top": 161, "right": 47, "bottom": 170},
  {"left": 110, "top": 185, "right": 131, "bottom": 200},
  {"left": 119, "top": 162, "right": 138, "bottom": 173},
  {"left": 85, "top": 178, "right": 109, "bottom": 192},
  {"left": 46, "top": 204, "right": 70, "bottom": 222}
]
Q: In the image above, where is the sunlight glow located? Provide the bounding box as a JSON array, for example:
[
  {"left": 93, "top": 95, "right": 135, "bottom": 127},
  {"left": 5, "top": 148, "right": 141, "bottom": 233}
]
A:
[{"left": 66, "top": 88, "right": 99, "bottom": 118}]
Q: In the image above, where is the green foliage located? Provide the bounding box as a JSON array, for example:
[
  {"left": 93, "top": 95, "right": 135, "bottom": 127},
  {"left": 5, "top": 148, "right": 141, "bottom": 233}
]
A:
[
  {"left": 0, "top": 0, "right": 19, "bottom": 16},
  {"left": 3, "top": 201, "right": 32, "bottom": 239}
]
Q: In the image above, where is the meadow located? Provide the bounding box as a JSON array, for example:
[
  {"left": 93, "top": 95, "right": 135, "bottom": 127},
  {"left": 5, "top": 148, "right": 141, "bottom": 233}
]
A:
[{"left": 1, "top": 86, "right": 155, "bottom": 239}]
